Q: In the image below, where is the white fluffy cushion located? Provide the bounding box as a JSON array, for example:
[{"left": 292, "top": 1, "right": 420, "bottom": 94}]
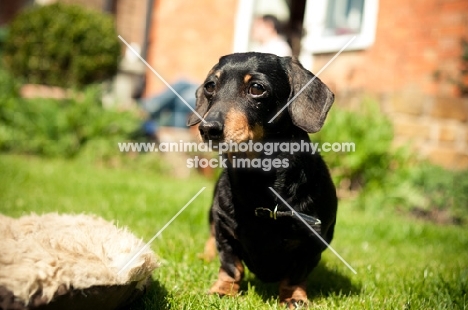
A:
[{"left": 0, "top": 213, "right": 158, "bottom": 309}]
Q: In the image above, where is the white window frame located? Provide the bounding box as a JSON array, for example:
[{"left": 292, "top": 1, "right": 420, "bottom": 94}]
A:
[
  {"left": 301, "top": 0, "right": 379, "bottom": 54},
  {"left": 232, "top": 0, "right": 255, "bottom": 53}
]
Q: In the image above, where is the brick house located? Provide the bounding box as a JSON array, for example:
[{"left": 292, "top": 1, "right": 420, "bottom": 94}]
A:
[{"left": 3, "top": 0, "right": 467, "bottom": 168}]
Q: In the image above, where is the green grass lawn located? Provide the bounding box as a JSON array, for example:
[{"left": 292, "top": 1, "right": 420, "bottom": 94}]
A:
[{"left": 1, "top": 154, "right": 467, "bottom": 309}]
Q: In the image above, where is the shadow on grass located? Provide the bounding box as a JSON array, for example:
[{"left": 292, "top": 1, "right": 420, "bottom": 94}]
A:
[
  {"left": 306, "top": 262, "right": 361, "bottom": 299},
  {"left": 240, "top": 261, "right": 360, "bottom": 303},
  {"left": 126, "top": 278, "right": 170, "bottom": 310}
]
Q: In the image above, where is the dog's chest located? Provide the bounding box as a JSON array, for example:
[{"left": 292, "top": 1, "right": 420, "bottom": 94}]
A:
[
  {"left": 233, "top": 214, "right": 310, "bottom": 279},
  {"left": 235, "top": 210, "right": 304, "bottom": 252}
]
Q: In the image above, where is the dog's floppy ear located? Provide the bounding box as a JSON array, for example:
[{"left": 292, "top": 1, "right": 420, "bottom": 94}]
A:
[
  {"left": 282, "top": 57, "right": 334, "bottom": 133},
  {"left": 187, "top": 85, "right": 209, "bottom": 126}
]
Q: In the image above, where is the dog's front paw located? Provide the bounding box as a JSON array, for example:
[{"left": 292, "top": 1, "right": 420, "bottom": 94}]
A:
[
  {"left": 208, "top": 279, "right": 240, "bottom": 296},
  {"left": 279, "top": 280, "right": 308, "bottom": 309},
  {"left": 282, "top": 299, "right": 308, "bottom": 309}
]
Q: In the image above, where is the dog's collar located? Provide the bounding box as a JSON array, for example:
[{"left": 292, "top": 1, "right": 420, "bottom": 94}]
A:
[{"left": 254, "top": 205, "right": 321, "bottom": 231}]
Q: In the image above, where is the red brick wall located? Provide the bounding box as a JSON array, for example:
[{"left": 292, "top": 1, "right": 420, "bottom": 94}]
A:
[
  {"left": 144, "top": 0, "right": 237, "bottom": 96},
  {"left": 114, "top": 0, "right": 146, "bottom": 49},
  {"left": 313, "top": 0, "right": 468, "bottom": 169}
]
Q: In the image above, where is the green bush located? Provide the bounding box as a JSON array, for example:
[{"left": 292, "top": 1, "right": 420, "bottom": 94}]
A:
[
  {"left": 315, "top": 100, "right": 468, "bottom": 224},
  {"left": 358, "top": 161, "right": 468, "bottom": 224},
  {"left": 0, "top": 27, "right": 8, "bottom": 56},
  {"left": 3, "top": 3, "right": 120, "bottom": 88},
  {"left": 408, "top": 164, "right": 468, "bottom": 224},
  {"left": 0, "top": 67, "right": 165, "bottom": 171},
  {"left": 0, "top": 77, "right": 140, "bottom": 158},
  {"left": 0, "top": 68, "right": 21, "bottom": 148},
  {"left": 315, "top": 99, "right": 409, "bottom": 190}
]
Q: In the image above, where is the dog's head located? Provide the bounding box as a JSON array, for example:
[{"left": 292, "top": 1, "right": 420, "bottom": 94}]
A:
[{"left": 187, "top": 52, "right": 334, "bottom": 143}]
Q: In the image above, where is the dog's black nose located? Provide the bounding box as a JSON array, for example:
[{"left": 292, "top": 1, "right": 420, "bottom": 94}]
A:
[{"left": 199, "top": 121, "right": 224, "bottom": 141}]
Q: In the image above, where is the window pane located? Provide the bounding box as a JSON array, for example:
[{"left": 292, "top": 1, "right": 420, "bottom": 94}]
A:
[{"left": 324, "top": 0, "right": 365, "bottom": 36}]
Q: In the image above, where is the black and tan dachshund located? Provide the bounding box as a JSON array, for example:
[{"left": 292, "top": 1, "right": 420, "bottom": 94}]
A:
[{"left": 187, "top": 52, "right": 337, "bottom": 308}]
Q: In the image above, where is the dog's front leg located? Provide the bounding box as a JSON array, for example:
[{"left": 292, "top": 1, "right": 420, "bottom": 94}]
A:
[
  {"left": 209, "top": 242, "right": 244, "bottom": 296},
  {"left": 199, "top": 222, "right": 217, "bottom": 262}
]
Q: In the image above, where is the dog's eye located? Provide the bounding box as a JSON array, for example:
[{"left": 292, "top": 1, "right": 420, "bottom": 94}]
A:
[
  {"left": 249, "top": 83, "right": 265, "bottom": 96},
  {"left": 204, "top": 82, "right": 216, "bottom": 94}
]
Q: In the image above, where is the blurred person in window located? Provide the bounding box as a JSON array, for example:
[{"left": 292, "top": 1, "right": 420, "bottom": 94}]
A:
[{"left": 250, "top": 14, "right": 292, "bottom": 57}]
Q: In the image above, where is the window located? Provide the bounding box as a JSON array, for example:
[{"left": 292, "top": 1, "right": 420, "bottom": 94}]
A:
[
  {"left": 302, "top": 0, "right": 379, "bottom": 53},
  {"left": 324, "top": 0, "right": 365, "bottom": 36}
]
